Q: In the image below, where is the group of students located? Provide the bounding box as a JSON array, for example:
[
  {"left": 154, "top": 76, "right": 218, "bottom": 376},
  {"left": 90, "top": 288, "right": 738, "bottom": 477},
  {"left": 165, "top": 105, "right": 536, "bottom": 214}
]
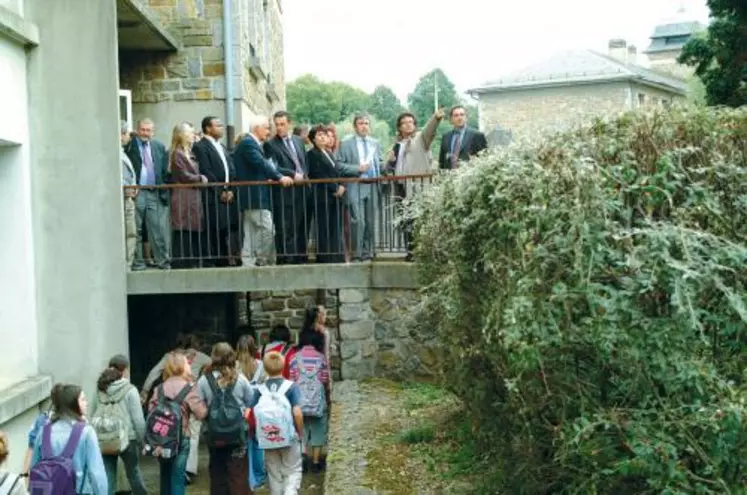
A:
[{"left": 0, "top": 305, "right": 333, "bottom": 494}]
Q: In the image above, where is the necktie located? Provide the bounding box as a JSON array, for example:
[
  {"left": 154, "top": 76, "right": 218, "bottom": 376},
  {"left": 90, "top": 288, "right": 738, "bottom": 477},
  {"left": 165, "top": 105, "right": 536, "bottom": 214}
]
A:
[
  {"left": 285, "top": 137, "right": 302, "bottom": 175},
  {"left": 143, "top": 141, "right": 155, "bottom": 185},
  {"left": 362, "top": 138, "right": 376, "bottom": 177},
  {"left": 451, "top": 131, "right": 463, "bottom": 169}
]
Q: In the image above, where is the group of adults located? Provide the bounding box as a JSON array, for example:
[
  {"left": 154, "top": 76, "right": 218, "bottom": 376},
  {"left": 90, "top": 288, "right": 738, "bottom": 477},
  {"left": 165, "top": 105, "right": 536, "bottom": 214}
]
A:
[{"left": 119, "top": 105, "right": 487, "bottom": 269}]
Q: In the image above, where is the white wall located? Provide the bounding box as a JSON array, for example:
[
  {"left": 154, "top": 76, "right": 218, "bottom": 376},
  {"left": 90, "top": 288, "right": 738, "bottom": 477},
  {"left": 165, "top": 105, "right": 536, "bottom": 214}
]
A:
[{"left": 0, "top": 35, "right": 39, "bottom": 389}]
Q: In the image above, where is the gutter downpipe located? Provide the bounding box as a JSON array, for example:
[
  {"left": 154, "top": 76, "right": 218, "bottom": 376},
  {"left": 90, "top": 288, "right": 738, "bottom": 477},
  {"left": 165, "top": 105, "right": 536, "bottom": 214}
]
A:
[{"left": 223, "top": 0, "right": 235, "bottom": 149}]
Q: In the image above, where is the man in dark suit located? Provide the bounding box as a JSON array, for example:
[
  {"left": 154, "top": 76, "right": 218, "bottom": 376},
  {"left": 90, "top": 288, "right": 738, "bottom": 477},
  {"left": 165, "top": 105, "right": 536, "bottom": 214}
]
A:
[
  {"left": 234, "top": 115, "right": 293, "bottom": 266},
  {"left": 264, "top": 111, "right": 310, "bottom": 264},
  {"left": 124, "top": 117, "right": 171, "bottom": 270},
  {"left": 193, "top": 116, "right": 238, "bottom": 267},
  {"left": 438, "top": 105, "right": 488, "bottom": 170}
]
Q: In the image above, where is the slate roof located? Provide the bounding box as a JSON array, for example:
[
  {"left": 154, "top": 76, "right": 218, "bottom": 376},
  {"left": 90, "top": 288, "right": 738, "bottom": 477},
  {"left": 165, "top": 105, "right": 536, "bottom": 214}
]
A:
[
  {"left": 468, "top": 49, "right": 687, "bottom": 95},
  {"left": 644, "top": 20, "right": 704, "bottom": 54}
]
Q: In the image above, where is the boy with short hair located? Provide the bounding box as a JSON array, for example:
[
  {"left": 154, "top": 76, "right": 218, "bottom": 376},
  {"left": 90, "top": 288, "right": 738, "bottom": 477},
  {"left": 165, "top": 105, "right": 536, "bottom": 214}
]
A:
[{"left": 252, "top": 351, "right": 303, "bottom": 494}]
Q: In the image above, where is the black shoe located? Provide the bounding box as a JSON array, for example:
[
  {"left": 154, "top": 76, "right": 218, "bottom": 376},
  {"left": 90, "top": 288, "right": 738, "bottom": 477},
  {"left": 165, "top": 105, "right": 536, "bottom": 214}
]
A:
[
  {"left": 311, "top": 462, "right": 323, "bottom": 473},
  {"left": 185, "top": 472, "right": 196, "bottom": 485}
]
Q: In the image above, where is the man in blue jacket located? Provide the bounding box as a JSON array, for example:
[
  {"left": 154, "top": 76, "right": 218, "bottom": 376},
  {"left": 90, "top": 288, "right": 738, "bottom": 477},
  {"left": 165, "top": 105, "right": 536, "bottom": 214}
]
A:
[{"left": 235, "top": 115, "right": 293, "bottom": 266}]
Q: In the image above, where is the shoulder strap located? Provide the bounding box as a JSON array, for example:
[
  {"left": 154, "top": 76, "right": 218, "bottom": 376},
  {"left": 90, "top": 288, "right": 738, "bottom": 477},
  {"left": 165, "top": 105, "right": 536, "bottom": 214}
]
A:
[
  {"left": 261, "top": 344, "right": 267, "bottom": 357},
  {"left": 257, "top": 384, "right": 269, "bottom": 396},
  {"left": 278, "top": 380, "right": 293, "bottom": 396},
  {"left": 281, "top": 343, "right": 291, "bottom": 356},
  {"left": 41, "top": 422, "right": 54, "bottom": 459},
  {"left": 7, "top": 473, "right": 20, "bottom": 493},
  {"left": 205, "top": 371, "right": 219, "bottom": 394},
  {"left": 174, "top": 383, "right": 192, "bottom": 404},
  {"left": 61, "top": 422, "right": 86, "bottom": 459}
]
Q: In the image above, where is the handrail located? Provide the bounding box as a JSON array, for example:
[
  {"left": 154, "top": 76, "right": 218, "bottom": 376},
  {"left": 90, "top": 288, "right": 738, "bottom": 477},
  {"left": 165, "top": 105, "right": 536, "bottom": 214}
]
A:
[{"left": 122, "top": 173, "right": 436, "bottom": 189}]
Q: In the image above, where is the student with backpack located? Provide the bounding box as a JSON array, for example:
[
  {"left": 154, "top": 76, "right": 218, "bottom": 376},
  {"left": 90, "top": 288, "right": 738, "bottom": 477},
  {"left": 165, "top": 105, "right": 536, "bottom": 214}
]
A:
[
  {"left": 140, "top": 333, "right": 211, "bottom": 484},
  {"left": 29, "top": 384, "right": 108, "bottom": 494},
  {"left": 289, "top": 330, "right": 331, "bottom": 473},
  {"left": 197, "top": 342, "right": 255, "bottom": 495},
  {"left": 258, "top": 325, "right": 297, "bottom": 379},
  {"left": 145, "top": 352, "right": 207, "bottom": 495},
  {"left": 22, "top": 384, "right": 62, "bottom": 483},
  {"left": 251, "top": 351, "right": 304, "bottom": 495},
  {"left": 236, "top": 334, "right": 266, "bottom": 491},
  {"left": 0, "top": 432, "right": 27, "bottom": 495},
  {"left": 90, "top": 355, "right": 147, "bottom": 495}
]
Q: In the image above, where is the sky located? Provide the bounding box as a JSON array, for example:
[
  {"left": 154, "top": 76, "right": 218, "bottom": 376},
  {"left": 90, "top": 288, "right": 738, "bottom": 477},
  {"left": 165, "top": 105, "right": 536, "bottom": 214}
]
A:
[{"left": 281, "top": 0, "right": 710, "bottom": 103}]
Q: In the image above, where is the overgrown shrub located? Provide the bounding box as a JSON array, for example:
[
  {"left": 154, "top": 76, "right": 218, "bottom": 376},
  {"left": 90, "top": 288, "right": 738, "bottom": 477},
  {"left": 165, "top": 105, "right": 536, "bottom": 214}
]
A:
[{"left": 413, "top": 106, "right": 747, "bottom": 494}]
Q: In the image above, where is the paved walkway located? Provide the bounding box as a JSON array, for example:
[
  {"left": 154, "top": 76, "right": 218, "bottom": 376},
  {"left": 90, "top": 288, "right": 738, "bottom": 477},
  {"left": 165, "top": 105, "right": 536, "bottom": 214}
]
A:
[{"left": 134, "top": 443, "right": 325, "bottom": 494}]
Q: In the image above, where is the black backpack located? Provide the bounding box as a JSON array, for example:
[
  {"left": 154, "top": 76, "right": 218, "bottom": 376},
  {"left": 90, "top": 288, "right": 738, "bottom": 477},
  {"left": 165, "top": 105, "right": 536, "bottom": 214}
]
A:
[
  {"left": 204, "top": 373, "right": 247, "bottom": 448},
  {"left": 143, "top": 384, "right": 191, "bottom": 459}
]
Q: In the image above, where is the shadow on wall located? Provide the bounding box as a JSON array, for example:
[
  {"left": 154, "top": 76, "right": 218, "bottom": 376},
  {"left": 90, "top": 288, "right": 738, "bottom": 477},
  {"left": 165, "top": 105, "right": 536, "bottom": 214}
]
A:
[{"left": 127, "top": 292, "right": 240, "bottom": 387}]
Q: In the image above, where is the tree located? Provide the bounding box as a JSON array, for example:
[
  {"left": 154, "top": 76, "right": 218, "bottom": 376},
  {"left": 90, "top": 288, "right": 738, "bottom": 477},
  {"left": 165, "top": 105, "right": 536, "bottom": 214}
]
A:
[
  {"left": 678, "top": 1, "right": 747, "bottom": 107},
  {"left": 368, "top": 85, "right": 405, "bottom": 134},
  {"left": 286, "top": 74, "right": 340, "bottom": 124},
  {"left": 286, "top": 75, "right": 371, "bottom": 125},
  {"left": 407, "top": 69, "right": 459, "bottom": 126}
]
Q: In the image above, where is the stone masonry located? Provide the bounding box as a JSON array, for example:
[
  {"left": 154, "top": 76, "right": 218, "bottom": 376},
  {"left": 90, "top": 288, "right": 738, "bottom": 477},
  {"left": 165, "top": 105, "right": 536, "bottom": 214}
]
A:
[{"left": 120, "top": 0, "right": 285, "bottom": 131}]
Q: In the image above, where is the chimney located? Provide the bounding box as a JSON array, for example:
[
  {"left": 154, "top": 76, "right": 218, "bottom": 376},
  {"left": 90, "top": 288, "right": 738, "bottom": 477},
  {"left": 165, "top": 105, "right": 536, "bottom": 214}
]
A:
[
  {"left": 627, "top": 45, "right": 637, "bottom": 65},
  {"left": 608, "top": 38, "right": 628, "bottom": 63}
]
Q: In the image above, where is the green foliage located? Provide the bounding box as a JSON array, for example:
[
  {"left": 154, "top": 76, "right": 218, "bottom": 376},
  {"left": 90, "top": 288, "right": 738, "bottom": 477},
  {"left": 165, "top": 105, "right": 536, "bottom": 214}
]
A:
[
  {"left": 368, "top": 85, "right": 406, "bottom": 134},
  {"left": 407, "top": 68, "right": 460, "bottom": 127},
  {"left": 286, "top": 74, "right": 371, "bottom": 125},
  {"left": 414, "top": 105, "right": 747, "bottom": 494},
  {"left": 397, "top": 423, "right": 436, "bottom": 444},
  {"left": 679, "top": 1, "right": 747, "bottom": 107}
]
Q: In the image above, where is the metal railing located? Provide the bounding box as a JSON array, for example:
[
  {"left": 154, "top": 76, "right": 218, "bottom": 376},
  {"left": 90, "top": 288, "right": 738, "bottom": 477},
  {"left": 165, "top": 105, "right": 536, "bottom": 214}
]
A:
[{"left": 123, "top": 174, "right": 433, "bottom": 269}]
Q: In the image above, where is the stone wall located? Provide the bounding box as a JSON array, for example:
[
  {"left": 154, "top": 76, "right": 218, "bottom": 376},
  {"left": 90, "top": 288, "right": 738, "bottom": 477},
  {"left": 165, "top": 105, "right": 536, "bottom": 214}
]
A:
[
  {"left": 120, "top": 0, "right": 285, "bottom": 131},
  {"left": 337, "top": 288, "right": 440, "bottom": 381},
  {"left": 478, "top": 81, "right": 685, "bottom": 139},
  {"left": 249, "top": 289, "right": 340, "bottom": 378}
]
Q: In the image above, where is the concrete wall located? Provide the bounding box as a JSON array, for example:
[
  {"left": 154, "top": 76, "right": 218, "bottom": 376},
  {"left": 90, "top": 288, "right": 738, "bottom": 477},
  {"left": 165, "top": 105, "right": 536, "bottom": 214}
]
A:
[
  {"left": 25, "top": 0, "right": 129, "bottom": 398},
  {"left": 0, "top": 29, "right": 38, "bottom": 389}
]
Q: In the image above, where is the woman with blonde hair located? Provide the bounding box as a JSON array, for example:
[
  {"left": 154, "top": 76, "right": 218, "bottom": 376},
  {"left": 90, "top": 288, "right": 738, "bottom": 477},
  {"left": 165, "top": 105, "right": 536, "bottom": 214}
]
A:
[
  {"left": 197, "top": 343, "right": 255, "bottom": 494},
  {"left": 147, "top": 352, "right": 207, "bottom": 495},
  {"left": 169, "top": 121, "right": 208, "bottom": 268}
]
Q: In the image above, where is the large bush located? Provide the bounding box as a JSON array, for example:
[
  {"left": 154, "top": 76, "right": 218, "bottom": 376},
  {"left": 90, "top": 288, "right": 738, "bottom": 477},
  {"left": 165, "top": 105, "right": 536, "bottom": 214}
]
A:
[{"left": 414, "top": 106, "right": 747, "bottom": 493}]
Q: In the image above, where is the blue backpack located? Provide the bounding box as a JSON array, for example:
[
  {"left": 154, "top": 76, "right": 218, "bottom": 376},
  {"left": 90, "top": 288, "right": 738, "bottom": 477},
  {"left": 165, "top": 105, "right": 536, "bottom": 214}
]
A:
[{"left": 30, "top": 422, "right": 85, "bottom": 495}]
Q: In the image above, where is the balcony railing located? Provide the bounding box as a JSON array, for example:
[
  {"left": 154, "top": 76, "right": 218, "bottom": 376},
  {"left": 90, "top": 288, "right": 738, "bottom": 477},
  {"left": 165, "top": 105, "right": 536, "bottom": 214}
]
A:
[{"left": 123, "top": 174, "right": 433, "bottom": 269}]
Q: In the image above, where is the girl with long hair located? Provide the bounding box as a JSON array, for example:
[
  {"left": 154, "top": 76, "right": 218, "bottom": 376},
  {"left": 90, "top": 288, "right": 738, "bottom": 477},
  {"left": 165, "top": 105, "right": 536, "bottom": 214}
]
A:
[
  {"left": 92, "top": 355, "right": 147, "bottom": 495},
  {"left": 30, "top": 384, "right": 108, "bottom": 494},
  {"left": 147, "top": 352, "right": 207, "bottom": 495},
  {"left": 197, "top": 343, "right": 255, "bottom": 495},
  {"left": 0, "top": 431, "right": 27, "bottom": 494},
  {"left": 169, "top": 121, "right": 208, "bottom": 268}
]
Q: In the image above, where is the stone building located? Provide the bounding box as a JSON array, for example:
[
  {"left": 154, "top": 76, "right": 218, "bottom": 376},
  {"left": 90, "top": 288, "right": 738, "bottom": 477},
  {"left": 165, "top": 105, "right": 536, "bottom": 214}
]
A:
[
  {"left": 118, "top": 0, "right": 285, "bottom": 143},
  {"left": 643, "top": 7, "right": 705, "bottom": 78},
  {"left": 469, "top": 44, "right": 687, "bottom": 141}
]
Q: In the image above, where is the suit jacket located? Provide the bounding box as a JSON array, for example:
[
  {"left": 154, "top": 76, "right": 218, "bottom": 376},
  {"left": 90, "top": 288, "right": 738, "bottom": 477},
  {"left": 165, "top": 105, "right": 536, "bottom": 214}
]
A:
[
  {"left": 337, "top": 136, "right": 383, "bottom": 179},
  {"left": 438, "top": 127, "right": 488, "bottom": 169},
  {"left": 124, "top": 136, "right": 170, "bottom": 202},
  {"left": 264, "top": 135, "right": 308, "bottom": 177},
  {"left": 234, "top": 135, "right": 283, "bottom": 210},
  {"left": 306, "top": 147, "right": 341, "bottom": 198},
  {"left": 193, "top": 137, "right": 237, "bottom": 228}
]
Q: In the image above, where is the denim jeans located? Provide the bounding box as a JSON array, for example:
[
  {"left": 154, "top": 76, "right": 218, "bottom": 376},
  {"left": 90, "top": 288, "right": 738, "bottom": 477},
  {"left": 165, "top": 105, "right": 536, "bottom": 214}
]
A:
[
  {"left": 248, "top": 436, "right": 266, "bottom": 490},
  {"left": 159, "top": 439, "right": 190, "bottom": 495},
  {"left": 102, "top": 441, "right": 148, "bottom": 495}
]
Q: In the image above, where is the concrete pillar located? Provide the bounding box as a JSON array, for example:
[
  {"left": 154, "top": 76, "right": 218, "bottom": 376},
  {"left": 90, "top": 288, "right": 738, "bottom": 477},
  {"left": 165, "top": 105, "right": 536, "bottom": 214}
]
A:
[{"left": 25, "top": 0, "right": 128, "bottom": 397}]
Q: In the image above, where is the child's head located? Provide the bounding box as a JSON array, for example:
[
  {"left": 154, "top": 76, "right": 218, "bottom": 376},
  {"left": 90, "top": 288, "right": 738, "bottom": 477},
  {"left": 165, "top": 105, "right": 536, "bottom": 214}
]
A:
[
  {"left": 263, "top": 351, "right": 285, "bottom": 377},
  {"left": 0, "top": 431, "right": 8, "bottom": 466}
]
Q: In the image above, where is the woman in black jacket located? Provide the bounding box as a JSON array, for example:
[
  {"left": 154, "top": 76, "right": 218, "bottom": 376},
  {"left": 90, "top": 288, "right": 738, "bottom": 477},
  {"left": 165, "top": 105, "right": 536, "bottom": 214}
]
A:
[{"left": 306, "top": 125, "right": 346, "bottom": 263}]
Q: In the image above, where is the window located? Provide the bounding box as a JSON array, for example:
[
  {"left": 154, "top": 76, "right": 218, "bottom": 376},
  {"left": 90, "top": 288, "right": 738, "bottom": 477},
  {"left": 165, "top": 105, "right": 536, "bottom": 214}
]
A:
[
  {"left": 119, "top": 90, "right": 132, "bottom": 131},
  {"left": 638, "top": 93, "right": 646, "bottom": 107}
]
